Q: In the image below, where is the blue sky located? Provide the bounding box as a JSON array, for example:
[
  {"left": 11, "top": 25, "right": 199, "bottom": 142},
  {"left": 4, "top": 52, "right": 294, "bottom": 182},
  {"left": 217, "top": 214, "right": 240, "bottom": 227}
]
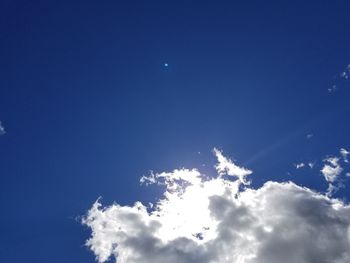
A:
[{"left": 1, "top": 1, "right": 350, "bottom": 262}]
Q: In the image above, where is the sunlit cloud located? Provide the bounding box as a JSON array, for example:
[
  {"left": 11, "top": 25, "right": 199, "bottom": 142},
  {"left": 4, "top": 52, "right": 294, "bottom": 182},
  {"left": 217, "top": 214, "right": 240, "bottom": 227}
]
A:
[
  {"left": 292, "top": 161, "right": 315, "bottom": 170},
  {"left": 213, "top": 148, "right": 252, "bottom": 185},
  {"left": 83, "top": 149, "right": 350, "bottom": 263}
]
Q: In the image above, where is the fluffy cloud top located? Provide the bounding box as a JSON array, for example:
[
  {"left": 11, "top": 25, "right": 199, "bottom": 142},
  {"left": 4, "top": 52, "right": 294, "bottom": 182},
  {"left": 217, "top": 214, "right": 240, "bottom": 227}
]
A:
[{"left": 83, "top": 150, "right": 350, "bottom": 263}]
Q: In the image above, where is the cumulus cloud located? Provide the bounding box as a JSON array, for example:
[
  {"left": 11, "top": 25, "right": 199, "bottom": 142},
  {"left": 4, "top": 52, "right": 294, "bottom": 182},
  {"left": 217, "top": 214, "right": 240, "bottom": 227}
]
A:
[
  {"left": 83, "top": 150, "right": 350, "bottom": 263},
  {"left": 0, "top": 121, "right": 5, "bottom": 135}
]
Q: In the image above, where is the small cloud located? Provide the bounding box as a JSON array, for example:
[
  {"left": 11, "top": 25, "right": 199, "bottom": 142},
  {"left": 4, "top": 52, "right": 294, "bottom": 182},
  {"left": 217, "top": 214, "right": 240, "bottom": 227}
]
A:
[
  {"left": 213, "top": 148, "right": 252, "bottom": 185},
  {"left": 321, "top": 157, "right": 343, "bottom": 196},
  {"left": 340, "top": 148, "right": 349, "bottom": 163},
  {"left": 321, "top": 157, "right": 342, "bottom": 183},
  {"left": 294, "top": 163, "right": 305, "bottom": 169},
  {"left": 340, "top": 64, "right": 350, "bottom": 79},
  {"left": 340, "top": 72, "right": 348, "bottom": 79},
  {"left": 0, "top": 121, "right": 5, "bottom": 135},
  {"left": 328, "top": 85, "right": 337, "bottom": 93},
  {"left": 306, "top": 134, "right": 314, "bottom": 139},
  {"left": 140, "top": 169, "right": 202, "bottom": 192},
  {"left": 330, "top": 64, "right": 350, "bottom": 93},
  {"left": 308, "top": 162, "right": 315, "bottom": 169}
]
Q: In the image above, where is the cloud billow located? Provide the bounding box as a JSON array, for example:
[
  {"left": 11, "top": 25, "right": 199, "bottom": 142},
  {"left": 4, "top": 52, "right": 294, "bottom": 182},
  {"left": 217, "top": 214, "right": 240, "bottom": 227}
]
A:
[{"left": 83, "top": 149, "right": 350, "bottom": 263}]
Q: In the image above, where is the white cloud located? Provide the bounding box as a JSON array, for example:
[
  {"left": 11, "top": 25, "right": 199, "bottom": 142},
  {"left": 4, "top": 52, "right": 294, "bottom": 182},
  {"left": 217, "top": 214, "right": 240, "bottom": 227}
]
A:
[
  {"left": 294, "top": 163, "right": 305, "bottom": 169},
  {"left": 293, "top": 162, "right": 315, "bottom": 169},
  {"left": 321, "top": 157, "right": 343, "bottom": 183},
  {"left": 83, "top": 150, "right": 350, "bottom": 263},
  {"left": 0, "top": 121, "right": 5, "bottom": 135},
  {"left": 340, "top": 148, "right": 349, "bottom": 163},
  {"left": 321, "top": 157, "right": 344, "bottom": 196},
  {"left": 213, "top": 148, "right": 252, "bottom": 185},
  {"left": 308, "top": 162, "right": 315, "bottom": 169},
  {"left": 140, "top": 169, "right": 202, "bottom": 193}
]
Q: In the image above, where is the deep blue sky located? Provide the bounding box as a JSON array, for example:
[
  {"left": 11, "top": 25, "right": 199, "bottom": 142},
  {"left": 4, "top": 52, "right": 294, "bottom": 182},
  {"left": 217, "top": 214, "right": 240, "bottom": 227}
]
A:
[{"left": 1, "top": 1, "right": 350, "bottom": 262}]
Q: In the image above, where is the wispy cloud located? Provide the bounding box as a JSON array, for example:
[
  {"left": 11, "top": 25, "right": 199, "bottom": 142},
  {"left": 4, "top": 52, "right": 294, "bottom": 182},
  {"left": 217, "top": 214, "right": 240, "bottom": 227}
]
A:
[
  {"left": 328, "top": 85, "right": 337, "bottom": 93},
  {"left": 294, "top": 162, "right": 305, "bottom": 169},
  {"left": 321, "top": 157, "right": 343, "bottom": 183},
  {"left": 83, "top": 149, "right": 350, "bottom": 263},
  {"left": 0, "top": 121, "right": 5, "bottom": 135},
  {"left": 340, "top": 64, "right": 350, "bottom": 80},
  {"left": 213, "top": 148, "right": 252, "bottom": 185},
  {"left": 321, "top": 156, "right": 344, "bottom": 196},
  {"left": 291, "top": 148, "right": 350, "bottom": 196},
  {"left": 340, "top": 148, "right": 349, "bottom": 163},
  {"left": 329, "top": 64, "right": 350, "bottom": 93},
  {"left": 308, "top": 161, "right": 315, "bottom": 169},
  {"left": 306, "top": 133, "right": 314, "bottom": 139},
  {"left": 140, "top": 169, "right": 202, "bottom": 193}
]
